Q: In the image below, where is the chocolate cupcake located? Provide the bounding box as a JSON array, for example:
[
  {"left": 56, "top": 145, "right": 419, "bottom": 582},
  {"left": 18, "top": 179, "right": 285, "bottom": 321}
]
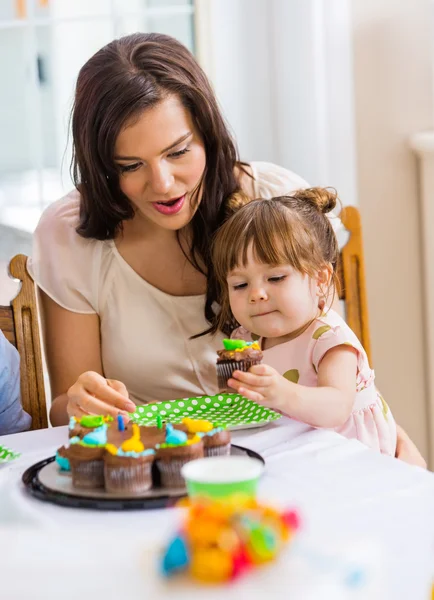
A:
[
  {"left": 67, "top": 444, "right": 106, "bottom": 489},
  {"left": 104, "top": 450, "right": 155, "bottom": 494},
  {"left": 55, "top": 445, "right": 71, "bottom": 472},
  {"left": 106, "top": 421, "right": 188, "bottom": 451},
  {"left": 202, "top": 428, "right": 231, "bottom": 457},
  {"left": 156, "top": 424, "right": 204, "bottom": 488},
  {"left": 103, "top": 424, "right": 155, "bottom": 493},
  {"left": 65, "top": 424, "right": 108, "bottom": 489},
  {"left": 216, "top": 339, "right": 263, "bottom": 391},
  {"left": 181, "top": 418, "right": 231, "bottom": 457}
]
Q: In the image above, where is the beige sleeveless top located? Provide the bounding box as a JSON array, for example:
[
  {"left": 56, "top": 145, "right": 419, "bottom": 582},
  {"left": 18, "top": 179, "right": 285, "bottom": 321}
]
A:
[{"left": 28, "top": 162, "right": 344, "bottom": 405}]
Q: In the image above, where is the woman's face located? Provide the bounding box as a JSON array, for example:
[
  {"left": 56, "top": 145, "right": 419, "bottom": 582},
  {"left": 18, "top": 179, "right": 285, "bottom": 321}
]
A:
[{"left": 114, "top": 94, "right": 206, "bottom": 232}]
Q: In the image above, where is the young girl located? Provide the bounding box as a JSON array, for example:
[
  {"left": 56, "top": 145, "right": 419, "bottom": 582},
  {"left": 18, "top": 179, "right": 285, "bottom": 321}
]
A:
[{"left": 211, "top": 188, "right": 397, "bottom": 456}]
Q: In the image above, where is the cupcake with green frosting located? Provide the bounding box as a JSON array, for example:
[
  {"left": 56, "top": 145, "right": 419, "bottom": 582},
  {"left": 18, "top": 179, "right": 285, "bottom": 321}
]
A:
[
  {"left": 68, "top": 415, "right": 113, "bottom": 439},
  {"left": 65, "top": 424, "right": 108, "bottom": 489},
  {"left": 216, "top": 339, "right": 263, "bottom": 391}
]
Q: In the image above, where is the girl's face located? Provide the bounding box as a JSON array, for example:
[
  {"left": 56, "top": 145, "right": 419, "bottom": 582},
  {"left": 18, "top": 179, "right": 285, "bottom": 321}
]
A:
[
  {"left": 114, "top": 94, "right": 206, "bottom": 232},
  {"left": 227, "top": 245, "right": 323, "bottom": 342}
]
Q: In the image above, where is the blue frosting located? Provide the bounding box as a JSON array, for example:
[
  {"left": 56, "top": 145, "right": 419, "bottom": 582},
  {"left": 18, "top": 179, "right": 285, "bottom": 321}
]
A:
[
  {"left": 55, "top": 452, "right": 70, "bottom": 471},
  {"left": 165, "top": 423, "right": 188, "bottom": 445},
  {"left": 115, "top": 448, "right": 155, "bottom": 458},
  {"left": 68, "top": 416, "right": 76, "bottom": 431},
  {"left": 81, "top": 424, "right": 108, "bottom": 446},
  {"left": 197, "top": 426, "right": 225, "bottom": 439}
]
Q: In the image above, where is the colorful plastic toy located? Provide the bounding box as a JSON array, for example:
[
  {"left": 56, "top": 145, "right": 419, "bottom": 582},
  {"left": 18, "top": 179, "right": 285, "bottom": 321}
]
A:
[{"left": 161, "top": 497, "right": 300, "bottom": 583}]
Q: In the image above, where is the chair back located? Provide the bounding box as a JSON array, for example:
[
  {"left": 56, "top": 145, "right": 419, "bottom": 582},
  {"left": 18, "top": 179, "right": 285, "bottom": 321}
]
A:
[
  {"left": 0, "top": 254, "right": 48, "bottom": 430},
  {"left": 337, "top": 206, "right": 372, "bottom": 364}
]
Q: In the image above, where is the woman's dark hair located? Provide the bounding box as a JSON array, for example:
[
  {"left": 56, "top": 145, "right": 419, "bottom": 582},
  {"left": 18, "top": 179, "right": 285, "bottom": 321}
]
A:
[{"left": 72, "top": 32, "right": 244, "bottom": 324}]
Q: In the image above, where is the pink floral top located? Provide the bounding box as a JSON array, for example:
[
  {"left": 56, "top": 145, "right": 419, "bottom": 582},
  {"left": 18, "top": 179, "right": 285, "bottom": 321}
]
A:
[{"left": 232, "top": 308, "right": 397, "bottom": 456}]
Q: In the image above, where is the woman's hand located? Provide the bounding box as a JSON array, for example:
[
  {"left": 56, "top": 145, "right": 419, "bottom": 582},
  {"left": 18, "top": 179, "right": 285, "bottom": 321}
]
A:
[
  {"left": 395, "top": 424, "right": 427, "bottom": 469},
  {"left": 66, "top": 371, "right": 136, "bottom": 421}
]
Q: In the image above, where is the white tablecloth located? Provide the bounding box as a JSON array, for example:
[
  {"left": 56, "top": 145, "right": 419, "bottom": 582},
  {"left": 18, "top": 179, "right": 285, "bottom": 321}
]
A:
[{"left": 1, "top": 418, "right": 433, "bottom": 599}]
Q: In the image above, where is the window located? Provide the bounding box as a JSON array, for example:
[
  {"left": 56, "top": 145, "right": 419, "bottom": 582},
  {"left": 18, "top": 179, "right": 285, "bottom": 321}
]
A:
[{"left": 0, "top": 0, "right": 196, "bottom": 234}]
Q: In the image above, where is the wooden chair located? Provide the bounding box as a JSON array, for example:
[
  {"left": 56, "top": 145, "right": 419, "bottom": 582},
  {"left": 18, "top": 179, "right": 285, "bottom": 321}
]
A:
[
  {"left": 337, "top": 206, "right": 372, "bottom": 365},
  {"left": 0, "top": 254, "right": 48, "bottom": 430}
]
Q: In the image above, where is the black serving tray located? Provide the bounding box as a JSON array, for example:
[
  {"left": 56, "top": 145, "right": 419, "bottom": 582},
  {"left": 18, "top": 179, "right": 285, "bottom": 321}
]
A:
[{"left": 22, "top": 444, "right": 264, "bottom": 511}]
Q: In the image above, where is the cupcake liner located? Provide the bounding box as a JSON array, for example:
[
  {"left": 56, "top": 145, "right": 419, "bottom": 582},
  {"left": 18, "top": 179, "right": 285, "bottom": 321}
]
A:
[
  {"left": 204, "top": 443, "right": 231, "bottom": 457},
  {"left": 70, "top": 459, "right": 105, "bottom": 489},
  {"left": 157, "top": 457, "right": 197, "bottom": 488},
  {"left": 104, "top": 462, "right": 153, "bottom": 494},
  {"left": 217, "top": 359, "right": 263, "bottom": 391}
]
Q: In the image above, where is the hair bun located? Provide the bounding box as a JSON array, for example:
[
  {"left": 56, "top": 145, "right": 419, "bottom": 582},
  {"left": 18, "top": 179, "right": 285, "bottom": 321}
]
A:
[
  {"left": 225, "top": 191, "right": 251, "bottom": 216},
  {"left": 293, "top": 187, "right": 337, "bottom": 214}
]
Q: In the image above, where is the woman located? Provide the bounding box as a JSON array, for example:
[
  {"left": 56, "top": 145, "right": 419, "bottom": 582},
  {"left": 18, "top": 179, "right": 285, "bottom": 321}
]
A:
[{"left": 29, "top": 33, "right": 425, "bottom": 467}]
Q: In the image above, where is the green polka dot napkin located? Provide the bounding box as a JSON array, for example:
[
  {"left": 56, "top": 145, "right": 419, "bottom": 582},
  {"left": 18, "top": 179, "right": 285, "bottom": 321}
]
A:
[
  {"left": 130, "top": 393, "right": 281, "bottom": 430},
  {"left": 0, "top": 445, "right": 21, "bottom": 464}
]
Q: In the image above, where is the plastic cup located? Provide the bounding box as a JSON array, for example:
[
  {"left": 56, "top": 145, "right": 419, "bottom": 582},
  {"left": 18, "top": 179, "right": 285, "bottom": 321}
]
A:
[{"left": 181, "top": 456, "right": 264, "bottom": 500}]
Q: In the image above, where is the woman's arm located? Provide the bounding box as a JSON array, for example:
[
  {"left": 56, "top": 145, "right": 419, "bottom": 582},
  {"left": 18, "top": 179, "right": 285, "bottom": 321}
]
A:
[
  {"left": 395, "top": 424, "right": 427, "bottom": 468},
  {"left": 39, "top": 291, "right": 135, "bottom": 426}
]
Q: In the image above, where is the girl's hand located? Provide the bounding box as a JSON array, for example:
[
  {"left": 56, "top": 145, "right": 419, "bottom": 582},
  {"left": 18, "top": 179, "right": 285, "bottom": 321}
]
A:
[
  {"left": 228, "top": 364, "right": 288, "bottom": 410},
  {"left": 66, "top": 371, "right": 136, "bottom": 422}
]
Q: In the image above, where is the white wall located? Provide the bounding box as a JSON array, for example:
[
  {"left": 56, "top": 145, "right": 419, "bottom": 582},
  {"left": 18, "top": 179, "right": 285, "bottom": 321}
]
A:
[
  {"left": 197, "top": 0, "right": 358, "bottom": 203},
  {"left": 351, "top": 0, "right": 434, "bottom": 458},
  {"left": 197, "top": 0, "right": 275, "bottom": 163},
  {"left": 50, "top": 1, "right": 115, "bottom": 189}
]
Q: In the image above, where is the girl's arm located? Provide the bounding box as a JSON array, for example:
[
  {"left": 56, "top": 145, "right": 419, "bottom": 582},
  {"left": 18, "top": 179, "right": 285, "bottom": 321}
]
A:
[
  {"left": 286, "top": 345, "right": 358, "bottom": 427},
  {"left": 228, "top": 345, "right": 358, "bottom": 428}
]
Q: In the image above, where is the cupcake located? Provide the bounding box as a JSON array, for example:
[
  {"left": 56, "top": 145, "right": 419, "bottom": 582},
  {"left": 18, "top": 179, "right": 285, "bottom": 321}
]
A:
[
  {"left": 139, "top": 422, "right": 188, "bottom": 448},
  {"left": 55, "top": 445, "right": 71, "bottom": 472},
  {"left": 156, "top": 424, "right": 204, "bottom": 488},
  {"left": 202, "top": 427, "right": 231, "bottom": 457},
  {"left": 106, "top": 419, "right": 187, "bottom": 451},
  {"left": 66, "top": 424, "right": 108, "bottom": 489},
  {"left": 104, "top": 424, "right": 155, "bottom": 494},
  {"left": 216, "top": 339, "right": 263, "bottom": 391},
  {"left": 68, "top": 415, "right": 113, "bottom": 439},
  {"left": 182, "top": 418, "right": 231, "bottom": 457}
]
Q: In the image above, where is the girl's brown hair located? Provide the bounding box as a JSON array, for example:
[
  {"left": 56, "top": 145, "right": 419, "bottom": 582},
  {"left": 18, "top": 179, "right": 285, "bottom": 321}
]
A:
[
  {"left": 71, "top": 32, "right": 245, "bottom": 322},
  {"left": 209, "top": 187, "right": 340, "bottom": 335}
]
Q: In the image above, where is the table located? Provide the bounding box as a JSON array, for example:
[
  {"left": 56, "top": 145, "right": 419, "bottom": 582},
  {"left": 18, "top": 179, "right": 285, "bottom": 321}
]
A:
[{"left": 1, "top": 418, "right": 433, "bottom": 599}]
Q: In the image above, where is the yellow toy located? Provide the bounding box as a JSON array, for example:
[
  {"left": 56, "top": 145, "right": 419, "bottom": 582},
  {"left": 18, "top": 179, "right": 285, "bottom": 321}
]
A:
[{"left": 182, "top": 417, "right": 214, "bottom": 434}]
